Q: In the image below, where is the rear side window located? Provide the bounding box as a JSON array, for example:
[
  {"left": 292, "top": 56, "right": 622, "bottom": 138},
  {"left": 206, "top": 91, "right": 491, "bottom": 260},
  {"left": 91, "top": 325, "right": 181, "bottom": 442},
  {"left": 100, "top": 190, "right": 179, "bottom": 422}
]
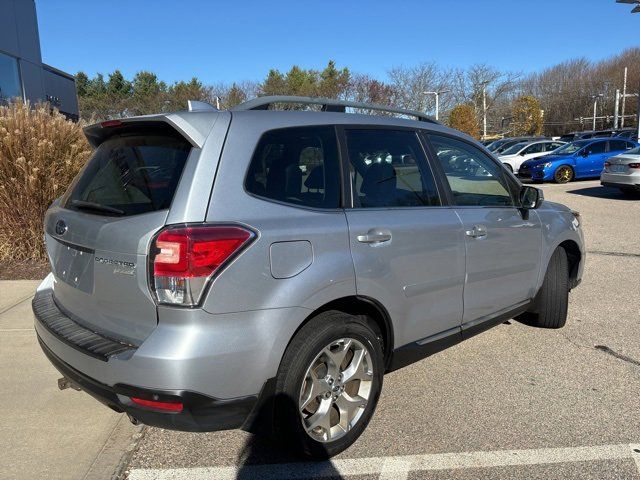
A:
[
  {"left": 245, "top": 126, "right": 340, "bottom": 209},
  {"left": 64, "top": 126, "right": 191, "bottom": 216},
  {"left": 608, "top": 140, "right": 633, "bottom": 152}
]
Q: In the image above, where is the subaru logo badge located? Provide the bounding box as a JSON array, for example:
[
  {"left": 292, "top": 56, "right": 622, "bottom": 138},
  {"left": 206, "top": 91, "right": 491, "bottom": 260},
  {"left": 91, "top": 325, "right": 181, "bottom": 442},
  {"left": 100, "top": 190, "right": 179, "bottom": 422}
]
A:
[{"left": 55, "top": 219, "right": 67, "bottom": 236}]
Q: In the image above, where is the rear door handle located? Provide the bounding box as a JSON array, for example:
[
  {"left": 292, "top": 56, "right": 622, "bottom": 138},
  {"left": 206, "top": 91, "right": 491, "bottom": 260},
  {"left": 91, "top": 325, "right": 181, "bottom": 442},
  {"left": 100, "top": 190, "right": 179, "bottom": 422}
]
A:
[
  {"left": 465, "top": 224, "right": 487, "bottom": 239},
  {"left": 357, "top": 228, "right": 392, "bottom": 244}
]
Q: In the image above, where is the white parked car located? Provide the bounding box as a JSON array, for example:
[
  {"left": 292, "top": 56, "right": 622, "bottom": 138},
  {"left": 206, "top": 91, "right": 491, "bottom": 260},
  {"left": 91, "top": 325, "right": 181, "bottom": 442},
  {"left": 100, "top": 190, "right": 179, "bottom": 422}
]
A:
[
  {"left": 499, "top": 140, "right": 565, "bottom": 173},
  {"left": 601, "top": 145, "right": 640, "bottom": 196}
]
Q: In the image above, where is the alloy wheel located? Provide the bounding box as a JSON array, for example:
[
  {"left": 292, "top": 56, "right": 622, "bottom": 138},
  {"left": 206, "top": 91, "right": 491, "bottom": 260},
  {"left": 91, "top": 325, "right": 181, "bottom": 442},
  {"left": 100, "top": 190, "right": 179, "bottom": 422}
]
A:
[
  {"left": 298, "top": 338, "right": 373, "bottom": 443},
  {"left": 555, "top": 166, "right": 573, "bottom": 183}
]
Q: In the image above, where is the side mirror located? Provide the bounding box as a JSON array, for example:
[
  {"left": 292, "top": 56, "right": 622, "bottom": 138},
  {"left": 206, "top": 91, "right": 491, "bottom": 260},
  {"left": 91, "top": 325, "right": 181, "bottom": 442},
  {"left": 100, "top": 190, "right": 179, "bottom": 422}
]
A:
[
  {"left": 520, "top": 185, "right": 544, "bottom": 209},
  {"left": 519, "top": 151, "right": 526, "bottom": 156},
  {"left": 581, "top": 150, "right": 589, "bottom": 157}
]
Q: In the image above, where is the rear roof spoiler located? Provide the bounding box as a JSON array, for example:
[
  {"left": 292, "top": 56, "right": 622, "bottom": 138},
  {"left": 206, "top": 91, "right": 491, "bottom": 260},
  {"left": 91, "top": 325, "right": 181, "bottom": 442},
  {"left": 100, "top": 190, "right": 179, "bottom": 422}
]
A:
[
  {"left": 83, "top": 112, "right": 220, "bottom": 149},
  {"left": 232, "top": 96, "right": 440, "bottom": 124}
]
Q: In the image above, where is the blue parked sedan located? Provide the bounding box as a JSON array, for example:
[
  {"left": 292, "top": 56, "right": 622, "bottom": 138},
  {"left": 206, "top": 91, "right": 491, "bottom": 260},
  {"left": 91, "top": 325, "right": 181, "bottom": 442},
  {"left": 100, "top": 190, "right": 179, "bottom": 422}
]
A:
[{"left": 518, "top": 138, "right": 639, "bottom": 183}]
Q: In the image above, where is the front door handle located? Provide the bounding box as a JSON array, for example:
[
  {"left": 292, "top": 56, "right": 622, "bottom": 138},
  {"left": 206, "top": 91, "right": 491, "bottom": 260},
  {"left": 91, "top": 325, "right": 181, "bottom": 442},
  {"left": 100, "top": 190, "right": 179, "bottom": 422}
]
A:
[
  {"left": 357, "top": 228, "right": 392, "bottom": 244},
  {"left": 465, "top": 224, "right": 487, "bottom": 239}
]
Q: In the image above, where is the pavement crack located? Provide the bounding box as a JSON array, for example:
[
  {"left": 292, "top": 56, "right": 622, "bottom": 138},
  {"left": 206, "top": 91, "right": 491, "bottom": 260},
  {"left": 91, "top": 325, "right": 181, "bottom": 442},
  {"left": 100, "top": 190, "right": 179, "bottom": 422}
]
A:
[
  {"left": 558, "top": 331, "right": 592, "bottom": 351},
  {"left": 587, "top": 250, "right": 640, "bottom": 258},
  {"left": 594, "top": 345, "right": 640, "bottom": 368},
  {"left": 0, "top": 294, "right": 33, "bottom": 316}
]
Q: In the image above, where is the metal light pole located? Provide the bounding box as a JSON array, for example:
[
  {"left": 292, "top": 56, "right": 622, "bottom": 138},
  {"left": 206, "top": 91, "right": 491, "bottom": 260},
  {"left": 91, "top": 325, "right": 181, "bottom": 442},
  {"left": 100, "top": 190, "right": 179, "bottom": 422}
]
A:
[
  {"left": 621, "top": 67, "right": 628, "bottom": 128},
  {"left": 591, "top": 94, "right": 604, "bottom": 131},
  {"left": 422, "top": 90, "right": 449, "bottom": 121},
  {"left": 481, "top": 81, "right": 489, "bottom": 140},
  {"left": 614, "top": 89, "right": 620, "bottom": 129}
]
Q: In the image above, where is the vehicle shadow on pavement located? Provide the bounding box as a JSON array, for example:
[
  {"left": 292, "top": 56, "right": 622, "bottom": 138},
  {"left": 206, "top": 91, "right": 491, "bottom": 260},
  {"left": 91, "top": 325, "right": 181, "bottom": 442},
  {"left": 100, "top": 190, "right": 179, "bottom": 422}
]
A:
[
  {"left": 235, "top": 393, "right": 345, "bottom": 479},
  {"left": 566, "top": 186, "right": 639, "bottom": 200}
]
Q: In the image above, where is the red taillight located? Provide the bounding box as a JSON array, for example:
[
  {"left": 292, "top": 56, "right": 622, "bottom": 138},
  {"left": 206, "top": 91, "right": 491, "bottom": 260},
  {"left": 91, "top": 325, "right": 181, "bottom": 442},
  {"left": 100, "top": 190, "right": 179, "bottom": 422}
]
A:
[
  {"left": 100, "top": 120, "right": 123, "bottom": 128},
  {"left": 151, "top": 225, "right": 253, "bottom": 306},
  {"left": 629, "top": 163, "right": 640, "bottom": 169},
  {"left": 131, "top": 397, "right": 183, "bottom": 412}
]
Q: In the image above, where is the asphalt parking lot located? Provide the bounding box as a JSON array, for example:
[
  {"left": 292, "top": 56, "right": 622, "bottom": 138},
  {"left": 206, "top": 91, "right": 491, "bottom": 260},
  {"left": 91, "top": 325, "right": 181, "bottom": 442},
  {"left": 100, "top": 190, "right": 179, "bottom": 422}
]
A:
[{"left": 124, "top": 180, "right": 640, "bottom": 480}]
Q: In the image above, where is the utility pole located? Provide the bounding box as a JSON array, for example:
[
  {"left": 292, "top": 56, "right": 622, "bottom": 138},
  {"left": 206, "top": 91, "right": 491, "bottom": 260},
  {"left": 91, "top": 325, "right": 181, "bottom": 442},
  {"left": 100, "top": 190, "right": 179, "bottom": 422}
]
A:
[
  {"left": 591, "top": 94, "right": 603, "bottom": 131},
  {"left": 422, "top": 90, "right": 449, "bottom": 121},
  {"left": 621, "top": 67, "right": 628, "bottom": 128},
  {"left": 614, "top": 89, "right": 620, "bottom": 129},
  {"left": 637, "top": 80, "right": 640, "bottom": 140}
]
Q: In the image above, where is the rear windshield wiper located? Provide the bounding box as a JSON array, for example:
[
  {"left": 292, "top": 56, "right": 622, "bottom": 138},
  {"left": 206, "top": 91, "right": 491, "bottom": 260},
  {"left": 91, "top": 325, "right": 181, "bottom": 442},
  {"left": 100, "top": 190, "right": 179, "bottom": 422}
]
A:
[{"left": 70, "top": 200, "right": 125, "bottom": 216}]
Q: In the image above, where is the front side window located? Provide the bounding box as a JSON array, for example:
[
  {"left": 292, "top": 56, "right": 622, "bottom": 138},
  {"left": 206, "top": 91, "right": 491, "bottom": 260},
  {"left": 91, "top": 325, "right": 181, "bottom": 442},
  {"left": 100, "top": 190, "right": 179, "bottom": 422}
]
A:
[
  {"left": 501, "top": 142, "right": 528, "bottom": 155},
  {"left": 427, "top": 134, "right": 515, "bottom": 207},
  {"left": 546, "top": 142, "right": 564, "bottom": 151},
  {"left": 345, "top": 129, "right": 440, "bottom": 208},
  {"left": 585, "top": 141, "right": 606, "bottom": 155},
  {"left": 245, "top": 126, "right": 340, "bottom": 209},
  {"left": 523, "top": 143, "right": 545, "bottom": 155},
  {"left": 0, "top": 52, "right": 22, "bottom": 102}
]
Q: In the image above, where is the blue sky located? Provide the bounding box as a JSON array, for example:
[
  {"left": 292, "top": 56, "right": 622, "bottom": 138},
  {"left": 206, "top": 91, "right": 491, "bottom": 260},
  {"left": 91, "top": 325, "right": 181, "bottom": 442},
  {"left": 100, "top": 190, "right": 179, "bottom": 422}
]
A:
[{"left": 36, "top": 0, "right": 639, "bottom": 84}]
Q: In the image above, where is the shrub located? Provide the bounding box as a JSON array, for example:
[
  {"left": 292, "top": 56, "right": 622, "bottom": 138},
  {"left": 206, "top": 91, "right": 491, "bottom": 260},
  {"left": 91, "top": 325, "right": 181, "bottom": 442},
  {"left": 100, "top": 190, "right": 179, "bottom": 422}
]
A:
[
  {"left": 0, "top": 101, "right": 91, "bottom": 261},
  {"left": 448, "top": 104, "right": 479, "bottom": 139},
  {"left": 511, "top": 95, "right": 543, "bottom": 136}
]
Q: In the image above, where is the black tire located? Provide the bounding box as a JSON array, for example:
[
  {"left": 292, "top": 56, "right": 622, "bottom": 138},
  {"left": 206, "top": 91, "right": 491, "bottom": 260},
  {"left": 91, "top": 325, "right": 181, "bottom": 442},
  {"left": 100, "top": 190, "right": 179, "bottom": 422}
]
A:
[
  {"left": 554, "top": 165, "right": 574, "bottom": 184},
  {"left": 274, "top": 310, "right": 384, "bottom": 459},
  {"left": 517, "top": 247, "right": 569, "bottom": 329}
]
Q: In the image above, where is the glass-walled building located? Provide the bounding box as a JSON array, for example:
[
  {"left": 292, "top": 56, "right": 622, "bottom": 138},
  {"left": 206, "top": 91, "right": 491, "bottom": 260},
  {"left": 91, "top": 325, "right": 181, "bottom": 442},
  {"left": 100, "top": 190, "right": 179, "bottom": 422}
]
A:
[{"left": 0, "top": 0, "right": 78, "bottom": 120}]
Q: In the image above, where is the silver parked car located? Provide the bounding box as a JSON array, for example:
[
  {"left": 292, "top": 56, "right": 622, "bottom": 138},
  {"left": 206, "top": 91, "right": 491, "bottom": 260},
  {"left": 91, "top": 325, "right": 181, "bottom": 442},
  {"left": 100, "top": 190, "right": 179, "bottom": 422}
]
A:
[
  {"left": 601, "top": 145, "right": 640, "bottom": 196},
  {"left": 33, "top": 96, "right": 585, "bottom": 458}
]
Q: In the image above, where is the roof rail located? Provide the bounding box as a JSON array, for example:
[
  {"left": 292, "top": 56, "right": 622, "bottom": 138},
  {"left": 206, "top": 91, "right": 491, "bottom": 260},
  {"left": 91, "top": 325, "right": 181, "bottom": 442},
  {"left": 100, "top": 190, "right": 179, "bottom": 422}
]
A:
[
  {"left": 187, "top": 100, "right": 218, "bottom": 112},
  {"left": 232, "top": 96, "right": 440, "bottom": 124}
]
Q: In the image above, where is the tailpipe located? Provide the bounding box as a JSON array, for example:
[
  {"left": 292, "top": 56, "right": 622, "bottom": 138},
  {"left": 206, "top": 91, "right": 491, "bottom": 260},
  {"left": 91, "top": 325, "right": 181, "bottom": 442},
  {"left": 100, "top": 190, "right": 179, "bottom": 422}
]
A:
[{"left": 127, "top": 413, "right": 140, "bottom": 426}]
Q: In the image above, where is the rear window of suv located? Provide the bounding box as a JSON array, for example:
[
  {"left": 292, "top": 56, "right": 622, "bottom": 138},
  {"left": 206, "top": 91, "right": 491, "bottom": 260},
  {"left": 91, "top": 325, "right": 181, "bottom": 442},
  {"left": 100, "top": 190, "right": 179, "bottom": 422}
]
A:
[{"left": 63, "top": 126, "right": 191, "bottom": 216}]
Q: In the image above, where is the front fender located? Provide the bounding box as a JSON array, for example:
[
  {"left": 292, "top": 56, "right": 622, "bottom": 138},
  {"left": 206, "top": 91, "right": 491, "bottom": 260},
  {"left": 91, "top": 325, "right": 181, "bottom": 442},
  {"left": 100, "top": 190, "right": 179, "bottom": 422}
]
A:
[{"left": 533, "top": 206, "right": 585, "bottom": 292}]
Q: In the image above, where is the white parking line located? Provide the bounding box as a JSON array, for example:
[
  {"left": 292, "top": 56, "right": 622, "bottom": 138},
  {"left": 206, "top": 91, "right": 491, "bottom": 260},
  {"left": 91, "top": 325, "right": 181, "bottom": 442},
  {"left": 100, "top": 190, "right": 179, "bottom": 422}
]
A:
[{"left": 128, "top": 443, "right": 640, "bottom": 480}]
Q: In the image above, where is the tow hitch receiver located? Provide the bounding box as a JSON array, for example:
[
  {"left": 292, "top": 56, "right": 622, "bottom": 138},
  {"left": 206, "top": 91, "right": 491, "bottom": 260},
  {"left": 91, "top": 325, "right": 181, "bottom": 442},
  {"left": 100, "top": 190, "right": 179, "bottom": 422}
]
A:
[{"left": 57, "top": 377, "right": 81, "bottom": 391}]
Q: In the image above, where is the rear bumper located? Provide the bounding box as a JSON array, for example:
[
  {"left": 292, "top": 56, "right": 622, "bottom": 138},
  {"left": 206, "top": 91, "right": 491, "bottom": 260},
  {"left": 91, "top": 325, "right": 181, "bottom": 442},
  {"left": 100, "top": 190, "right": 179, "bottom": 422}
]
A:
[
  {"left": 601, "top": 172, "right": 640, "bottom": 189},
  {"left": 33, "top": 274, "right": 309, "bottom": 431},
  {"left": 37, "top": 334, "right": 257, "bottom": 431}
]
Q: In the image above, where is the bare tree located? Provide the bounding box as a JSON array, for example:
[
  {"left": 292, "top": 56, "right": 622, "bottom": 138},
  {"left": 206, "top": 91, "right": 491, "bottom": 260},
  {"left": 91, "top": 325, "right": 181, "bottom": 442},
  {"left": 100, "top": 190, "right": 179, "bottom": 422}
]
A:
[{"left": 388, "top": 63, "right": 452, "bottom": 114}]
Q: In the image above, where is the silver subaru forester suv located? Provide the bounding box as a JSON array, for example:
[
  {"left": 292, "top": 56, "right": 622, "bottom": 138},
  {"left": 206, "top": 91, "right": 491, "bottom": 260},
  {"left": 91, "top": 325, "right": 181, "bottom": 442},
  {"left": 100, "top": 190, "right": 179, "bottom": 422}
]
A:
[{"left": 33, "top": 96, "right": 584, "bottom": 458}]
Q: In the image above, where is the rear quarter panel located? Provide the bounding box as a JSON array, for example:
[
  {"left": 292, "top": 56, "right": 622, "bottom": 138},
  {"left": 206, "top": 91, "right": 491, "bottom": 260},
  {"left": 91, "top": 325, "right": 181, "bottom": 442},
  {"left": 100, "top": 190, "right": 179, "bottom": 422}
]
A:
[{"left": 200, "top": 113, "right": 356, "bottom": 315}]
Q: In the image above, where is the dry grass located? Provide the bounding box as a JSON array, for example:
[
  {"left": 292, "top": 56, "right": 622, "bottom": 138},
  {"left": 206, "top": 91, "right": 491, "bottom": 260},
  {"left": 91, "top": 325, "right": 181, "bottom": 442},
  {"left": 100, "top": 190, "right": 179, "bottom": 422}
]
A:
[{"left": 0, "top": 101, "right": 91, "bottom": 261}]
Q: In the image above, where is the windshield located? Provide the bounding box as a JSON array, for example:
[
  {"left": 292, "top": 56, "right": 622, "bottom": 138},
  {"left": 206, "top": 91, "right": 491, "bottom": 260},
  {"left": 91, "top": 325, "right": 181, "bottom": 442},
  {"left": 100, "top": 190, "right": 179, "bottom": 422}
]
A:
[
  {"left": 63, "top": 128, "right": 191, "bottom": 216},
  {"left": 501, "top": 142, "right": 529, "bottom": 155},
  {"left": 495, "top": 140, "right": 522, "bottom": 153},
  {"left": 486, "top": 140, "right": 506, "bottom": 151},
  {"left": 551, "top": 140, "right": 590, "bottom": 155}
]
